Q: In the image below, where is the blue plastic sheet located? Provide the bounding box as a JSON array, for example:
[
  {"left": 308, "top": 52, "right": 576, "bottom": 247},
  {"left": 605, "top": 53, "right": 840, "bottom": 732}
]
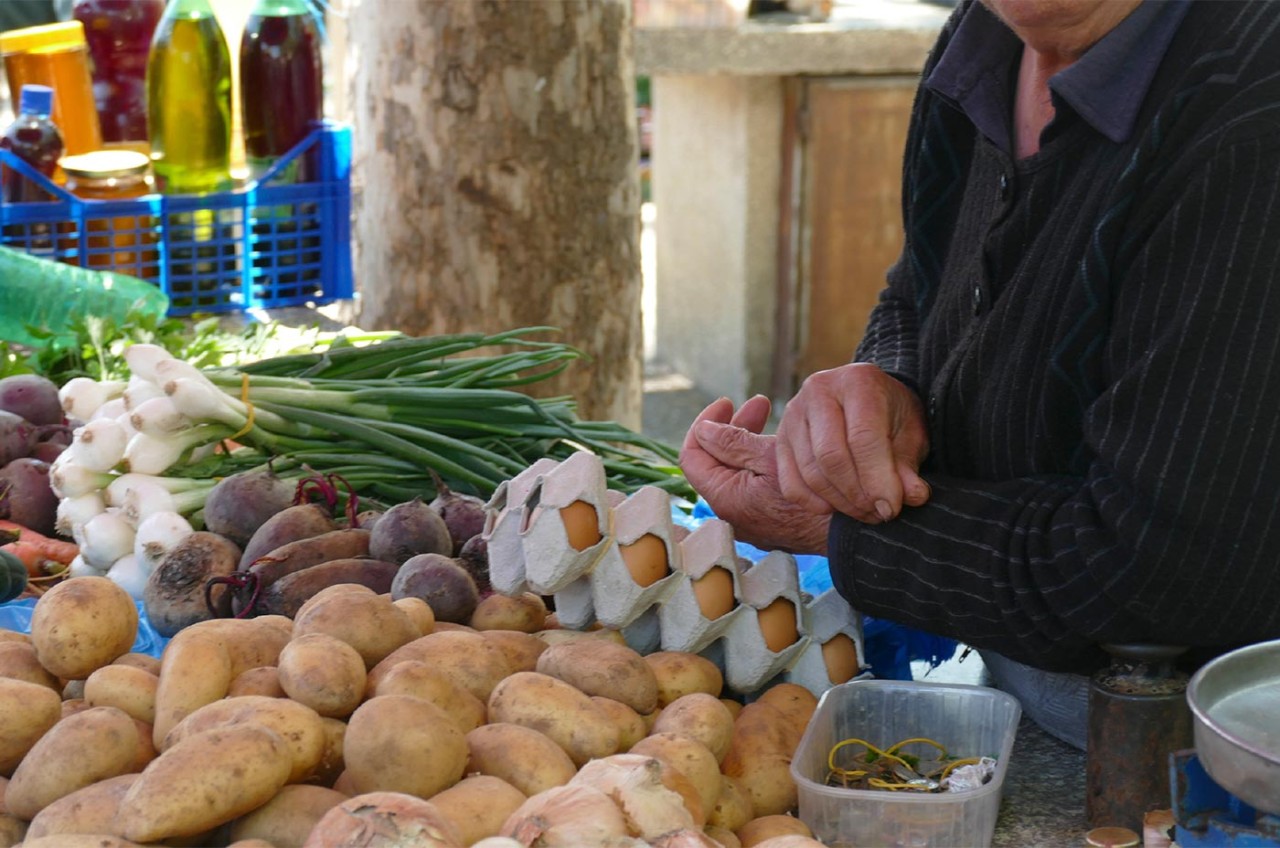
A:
[
  {"left": 675, "top": 499, "right": 958, "bottom": 680},
  {"left": 0, "top": 597, "right": 170, "bottom": 658}
]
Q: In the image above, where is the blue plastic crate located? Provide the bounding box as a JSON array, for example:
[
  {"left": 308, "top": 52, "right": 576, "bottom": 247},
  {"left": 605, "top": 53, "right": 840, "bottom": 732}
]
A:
[{"left": 0, "top": 121, "right": 353, "bottom": 316}]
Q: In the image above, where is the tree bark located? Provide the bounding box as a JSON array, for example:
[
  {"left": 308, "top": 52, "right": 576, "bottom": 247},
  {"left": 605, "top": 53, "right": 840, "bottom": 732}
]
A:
[{"left": 346, "top": 0, "right": 643, "bottom": 428}]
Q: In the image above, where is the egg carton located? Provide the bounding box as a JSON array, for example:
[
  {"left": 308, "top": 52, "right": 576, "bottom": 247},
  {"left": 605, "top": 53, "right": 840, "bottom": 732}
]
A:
[
  {"left": 484, "top": 457, "right": 559, "bottom": 596},
  {"left": 720, "top": 550, "right": 813, "bottom": 694},
  {"left": 658, "top": 517, "right": 749, "bottom": 654},
  {"left": 782, "top": 587, "right": 869, "bottom": 696}
]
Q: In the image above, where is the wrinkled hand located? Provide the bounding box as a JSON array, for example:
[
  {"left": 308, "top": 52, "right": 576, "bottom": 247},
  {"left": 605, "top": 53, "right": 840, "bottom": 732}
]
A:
[
  {"left": 776, "top": 363, "right": 930, "bottom": 523},
  {"left": 679, "top": 395, "right": 830, "bottom": 555}
]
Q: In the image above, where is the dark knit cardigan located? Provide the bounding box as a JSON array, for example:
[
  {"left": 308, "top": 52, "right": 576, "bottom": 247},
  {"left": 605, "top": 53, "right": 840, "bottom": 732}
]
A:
[{"left": 830, "top": 0, "right": 1280, "bottom": 673}]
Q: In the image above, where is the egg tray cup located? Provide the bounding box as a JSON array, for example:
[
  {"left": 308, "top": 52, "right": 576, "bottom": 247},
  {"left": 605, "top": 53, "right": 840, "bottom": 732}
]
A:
[
  {"left": 484, "top": 458, "right": 559, "bottom": 596},
  {"left": 719, "top": 550, "right": 814, "bottom": 695},
  {"left": 658, "top": 517, "right": 750, "bottom": 655},
  {"left": 782, "top": 587, "right": 868, "bottom": 696}
]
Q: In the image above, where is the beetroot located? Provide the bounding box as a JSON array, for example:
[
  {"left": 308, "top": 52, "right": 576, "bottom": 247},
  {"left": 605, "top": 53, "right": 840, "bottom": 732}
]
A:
[
  {"left": 456, "top": 533, "right": 490, "bottom": 595},
  {"left": 238, "top": 503, "right": 337, "bottom": 570},
  {"left": 391, "top": 553, "right": 480, "bottom": 624},
  {"left": 0, "top": 410, "right": 36, "bottom": 467},
  {"left": 0, "top": 375, "right": 62, "bottom": 426},
  {"left": 204, "top": 468, "right": 298, "bottom": 548},
  {"left": 368, "top": 498, "right": 452, "bottom": 565},
  {"left": 0, "top": 457, "right": 59, "bottom": 536},
  {"left": 428, "top": 472, "right": 487, "bottom": 555}
]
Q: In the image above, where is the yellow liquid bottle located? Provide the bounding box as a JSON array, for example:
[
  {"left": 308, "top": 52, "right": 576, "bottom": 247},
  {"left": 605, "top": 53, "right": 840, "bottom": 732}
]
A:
[{"left": 146, "top": 0, "right": 231, "bottom": 194}]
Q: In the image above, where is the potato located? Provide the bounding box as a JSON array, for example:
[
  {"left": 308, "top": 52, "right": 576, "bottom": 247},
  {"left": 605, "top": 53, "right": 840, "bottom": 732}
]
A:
[
  {"left": 163, "top": 695, "right": 326, "bottom": 784},
  {"left": 295, "top": 584, "right": 376, "bottom": 621},
  {"left": 344, "top": 695, "right": 468, "bottom": 798},
  {"left": 706, "top": 826, "right": 741, "bottom": 848},
  {"left": 0, "top": 681, "right": 63, "bottom": 773},
  {"left": 535, "top": 638, "right": 659, "bottom": 714},
  {"left": 708, "top": 775, "right": 755, "bottom": 833},
  {"left": 62, "top": 679, "right": 86, "bottom": 699},
  {"left": 117, "top": 724, "right": 293, "bottom": 843},
  {"left": 630, "top": 732, "right": 722, "bottom": 819},
  {"left": 25, "top": 773, "right": 138, "bottom": 840},
  {"left": 30, "top": 576, "right": 138, "bottom": 680},
  {"left": 311, "top": 716, "right": 347, "bottom": 788},
  {"left": 178, "top": 618, "right": 291, "bottom": 678},
  {"left": 5, "top": 706, "right": 139, "bottom": 819},
  {"left": 228, "top": 666, "right": 286, "bottom": 698},
  {"left": 478, "top": 630, "right": 547, "bottom": 673},
  {"left": 464, "top": 723, "right": 577, "bottom": 797},
  {"left": 128, "top": 718, "right": 158, "bottom": 772},
  {"left": 366, "top": 630, "right": 512, "bottom": 702},
  {"left": 293, "top": 590, "right": 420, "bottom": 669},
  {"left": 60, "top": 698, "right": 91, "bottom": 719},
  {"left": 643, "top": 650, "right": 724, "bottom": 706},
  {"left": 277, "top": 633, "right": 367, "bottom": 719},
  {"left": 393, "top": 596, "right": 436, "bottom": 636},
  {"left": 747, "top": 835, "right": 825, "bottom": 848},
  {"left": 535, "top": 627, "right": 627, "bottom": 647},
  {"left": 721, "top": 698, "right": 744, "bottom": 719},
  {"left": 302, "top": 791, "right": 463, "bottom": 848},
  {"left": 591, "top": 696, "right": 648, "bottom": 751},
  {"left": 754, "top": 683, "right": 818, "bottom": 743},
  {"left": 727, "top": 701, "right": 803, "bottom": 759},
  {"left": 228, "top": 784, "right": 348, "bottom": 846},
  {"left": 486, "top": 671, "right": 620, "bottom": 767},
  {"left": 737, "top": 815, "right": 813, "bottom": 847},
  {"left": 21, "top": 836, "right": 144, "bottom": 848},
  {"left": 0, "top": 631, "right": 28, "bottom": 645},
  {"left": 84, "top": 664, "right": 159, "bottom": 724},
  {"left": 151, "top": 635, "right": 234, "bottom": 749},
  {"left": 0, "top": 641, "right": 59, "bottom": 689},
  {"left": 374, "top": 660, "right": 486, "bottom": 733},
  {"left": 0, "top": 814, "right": 25, "bottom": 847},
  {"left": 721, "top": 703, "right": 800, "bottom": 817},
  {"left": 652, "top": 692, "right": 735, "bottom": 763},
  {"left": 469, "top": 592, "right": 546, "bottom": 633},
  {"left": 111, "top": 652, "right": 161, "bottom": 675},
  {"left": 429, "top": 775, "right": 526, "bottom": 846}
]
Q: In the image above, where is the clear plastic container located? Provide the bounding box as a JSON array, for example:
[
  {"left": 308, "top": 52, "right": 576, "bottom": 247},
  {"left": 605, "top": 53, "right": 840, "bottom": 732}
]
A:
[{"left": 790, "top": 679, "right": 1022, "bottom": 848}]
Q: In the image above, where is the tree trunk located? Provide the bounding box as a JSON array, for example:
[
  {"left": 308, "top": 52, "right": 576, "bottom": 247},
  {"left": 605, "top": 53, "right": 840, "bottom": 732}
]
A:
[{"left": 346, "top": 0, "right": 643, "bottom": 428}]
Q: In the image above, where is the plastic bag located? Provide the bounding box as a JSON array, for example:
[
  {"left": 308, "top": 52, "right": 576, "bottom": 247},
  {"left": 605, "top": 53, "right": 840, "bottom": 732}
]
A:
[{"left": 0, "top": 596, "right": 170, "bottom": 657}]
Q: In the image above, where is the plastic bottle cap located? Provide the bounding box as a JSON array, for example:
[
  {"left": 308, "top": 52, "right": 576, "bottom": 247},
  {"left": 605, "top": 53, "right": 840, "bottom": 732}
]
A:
[
  {"left": 0, "top": 20, "right": 88, "bottom": 54},
  {"left": 1085, "top": 826, "right": 1140, "bottom": 848},
  {"left": 59, "top": 150, "right": 151, "bottom": 180},
  {"left": 18, "top": 85, "right": 53, "bottom": 118}
]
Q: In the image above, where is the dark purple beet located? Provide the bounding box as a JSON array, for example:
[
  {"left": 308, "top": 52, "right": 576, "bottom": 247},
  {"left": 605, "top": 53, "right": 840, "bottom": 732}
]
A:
[
  {"left": 368, "top": 498, "right": 452, "bottom": 564},
  {"left": 391, "top": 553, "right": 480, "bottom": 624},
  {"left": 28, "top": 441, "right": 66, "bottom": 464},
  {"left": 0, "top": 458, "right": 58, "bottom": 535},
  {"left": 429, "top": 473, "right": 488, "bottom": 555},
  {"left": 0, "top": 410, "right": 36, "bottom": 467},
  {"left": 456, "top": 533, "right": 490, "bottom": 595},
  {"left": 0, "top": 375, "right": 62, "bottom": 426},
  {"left": 204, "top": 468, "right": 299, "bottom": 548}
]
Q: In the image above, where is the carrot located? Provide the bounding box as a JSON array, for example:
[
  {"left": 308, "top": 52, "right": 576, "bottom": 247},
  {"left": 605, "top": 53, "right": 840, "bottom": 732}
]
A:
[{"left": 0, "top": 520, "right": 79, "bottom": 569}]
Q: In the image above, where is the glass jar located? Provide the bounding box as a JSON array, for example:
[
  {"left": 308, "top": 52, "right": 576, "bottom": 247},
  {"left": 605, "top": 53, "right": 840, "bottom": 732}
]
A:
[
  {"left": 0, "top": 21, "right": 104, "bottom": 159},
  {"left": 60, "top": 149, "right": 158, "bottom": 278},
  {"left": 72, "top": 0, "right": 166, "bottom": 150}
]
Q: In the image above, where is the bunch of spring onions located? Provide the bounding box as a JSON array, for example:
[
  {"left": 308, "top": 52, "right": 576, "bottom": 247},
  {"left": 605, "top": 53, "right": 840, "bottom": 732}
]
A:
[{"left": 48, "top": 328, "right": 693, "bottom": 596}]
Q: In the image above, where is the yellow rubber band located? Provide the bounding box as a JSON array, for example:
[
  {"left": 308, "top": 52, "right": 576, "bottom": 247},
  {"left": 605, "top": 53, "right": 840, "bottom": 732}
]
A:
[{"left": 229, "top": 373, "right": 256, "bottom": 441}]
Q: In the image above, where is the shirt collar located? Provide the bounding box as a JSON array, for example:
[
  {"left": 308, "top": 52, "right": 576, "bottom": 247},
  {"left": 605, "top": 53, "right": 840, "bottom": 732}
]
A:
[{"left": 926, "top": 0, "right": 1191, "bottom": 153}]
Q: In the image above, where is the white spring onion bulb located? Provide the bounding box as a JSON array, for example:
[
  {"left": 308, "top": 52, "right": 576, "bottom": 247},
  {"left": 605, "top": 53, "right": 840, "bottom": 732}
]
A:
[
  {"left": 59, "top": 377, "right": 126, "bottom": 420},
  {"left": 123, "top": 343, "right": 175, "bottom": 382},
  {"left": 134, "top": 511, "right": 193, "bottom": 575},
  {"left": 129, "top": 396, "right": 191, "bottom": 438},
  {"left": 68, "top": 555, "right": 105, "bottom": 579},
  {"left": 123, "top": 376, "right": 166, "bottom": 411},
  {"left": 69, "top": 417, "right": 130, "bottom": 473},
  {"left": 80, "top": 510, "right": 137, "bottom": 569},
  {"left": 106, "top": 554, "right": 149, "bottom": 600},
  {"left": 56, "top": 491, "right": 106, "bottom": 537},
  {"left": 154, "top": 357, "right": 217, "bottom": 388},
  {"left": 49, "top": 462, "right": 115, "bottom": 499},
  {"left": 164, "top": 377, "right": 241, "bottom": 426},
  {"left": 90, "top": 397, "right": 127, "bottom": 423},
  {"left": 122, "top": 432, "right": 192, "bottom": 476}
]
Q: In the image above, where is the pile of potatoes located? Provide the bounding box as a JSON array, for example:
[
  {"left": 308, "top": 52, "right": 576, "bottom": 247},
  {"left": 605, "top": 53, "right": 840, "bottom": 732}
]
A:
[{"left": 0, "top": 574, "right": 829, "bottom": 848}]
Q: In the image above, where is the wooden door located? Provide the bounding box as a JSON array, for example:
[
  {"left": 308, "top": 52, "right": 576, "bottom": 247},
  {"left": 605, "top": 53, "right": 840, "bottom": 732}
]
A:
[{"left": 773, "top": 76, "right": 917, "bottom": 399}]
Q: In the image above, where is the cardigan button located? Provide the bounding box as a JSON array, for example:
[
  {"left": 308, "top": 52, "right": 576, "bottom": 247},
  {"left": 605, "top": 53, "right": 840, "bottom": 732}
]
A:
[
  {"left": 972, "top": 284, "right": 984, "bottom": 314},
  {"left": 998, "top": 172, "right": 1010, "bottom": 199},
  {"left": 928, "top": 394, "right": 938, "bottom": 419}
]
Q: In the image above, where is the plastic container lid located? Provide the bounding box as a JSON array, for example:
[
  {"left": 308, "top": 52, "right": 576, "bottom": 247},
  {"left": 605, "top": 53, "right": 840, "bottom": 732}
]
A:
[
  {"left": 0, "top": 20, "right": 87, "bottom": 54},
  {"left": 18, "top": 84, "right": 53, "bottom": 117},
  {"left": 60, "top": 150, "right": 151, "bottom": 180}
]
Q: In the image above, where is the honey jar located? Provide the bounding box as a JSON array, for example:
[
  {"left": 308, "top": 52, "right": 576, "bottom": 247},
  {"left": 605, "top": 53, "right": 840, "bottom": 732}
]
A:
[{"left": 60, "top": 149, "right": 158, "bottom": 278}]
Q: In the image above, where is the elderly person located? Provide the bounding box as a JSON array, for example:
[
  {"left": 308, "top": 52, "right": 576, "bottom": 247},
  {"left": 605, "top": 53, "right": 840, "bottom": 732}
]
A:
[{"left": 681, "top": 0, "right": 1280, "bottom": 747}]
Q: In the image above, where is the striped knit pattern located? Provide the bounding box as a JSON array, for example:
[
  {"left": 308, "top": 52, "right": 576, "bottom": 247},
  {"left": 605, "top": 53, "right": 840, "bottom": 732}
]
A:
[{"left": 831, "top": 0, "right": 1280, "bottom": 672}]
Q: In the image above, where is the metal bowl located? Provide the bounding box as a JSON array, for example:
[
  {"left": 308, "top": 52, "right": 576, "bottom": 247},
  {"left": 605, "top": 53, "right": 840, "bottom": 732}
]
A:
[{"left": 1186, "top": 638, "right": 1280, "bottom": 816}]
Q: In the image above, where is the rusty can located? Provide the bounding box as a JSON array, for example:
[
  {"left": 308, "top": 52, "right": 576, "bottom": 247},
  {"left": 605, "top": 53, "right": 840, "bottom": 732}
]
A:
[{"left": 1085, "top": 644, "right": 1194, "bottom": 833}]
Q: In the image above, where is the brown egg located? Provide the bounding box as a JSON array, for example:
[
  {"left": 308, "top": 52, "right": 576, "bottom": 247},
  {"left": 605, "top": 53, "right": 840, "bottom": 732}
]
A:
[
  {"left": 756, "top": 598, "right": 799, "bottom": 653},
  {"left": 620, "top": 533, "right": 670, "bottom": 587},
  {"left": 691, "top": 566, "right": 737, "bottom": 620},
  {"left": 821, "top": 633, "right": 860, "bottom": 684},
  {"left": 559, "top": 500, "right": 602, "bottom": 551}
]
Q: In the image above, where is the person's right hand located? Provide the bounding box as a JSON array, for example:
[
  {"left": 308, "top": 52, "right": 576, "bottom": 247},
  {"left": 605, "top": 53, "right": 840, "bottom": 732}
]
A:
[{"left": 775, "top": 362, "right": 931, "bottom": 523}]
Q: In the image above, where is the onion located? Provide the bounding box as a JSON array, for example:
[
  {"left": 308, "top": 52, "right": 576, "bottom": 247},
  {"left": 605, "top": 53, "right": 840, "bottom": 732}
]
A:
[
  {"left": 129, "top": 396, "right": 191, "bottom": 437},
  {"left": 80, "top": 510, "right": 137, "bottom": 569},
  {"left": 570, "top": 755, "right": 698, "bottom": 839},
  {"left": 69, "top": 417, "right": 130, "bottom": 472},
  {"left": 649, "top": 830, "right": 725, "bottom": 848},
  {"left": 49, "top": 461, "right": 114, "bottom": 499},
  {"left": 107, "top": 553, "right": 149, "bottom": 600},
  {"left": 59, "top": 377, "right": 126, "bottom": 420},
  {"left": 133, "top": 511, "right": 193, "bottom": 574},
  {"left": 123, "top": 375, "right": 166, "bottom": 411},
  {"left": 500, "top": 785, "right": 632, "bottom": 847},
  {"left": 122, "top": 432, "right": 195, "bottom": 476},
  {"left": 163, "top": 377, "right": 240, "bottom": 426},
  {"left": 68, "top": 554, "right": 105, "bottom": 578},
  {"left": 123, "top": 343, "right": 174, "bottom": 382},
  {"left": 56, "top": 491, "right": 106, "bottom": 537}
]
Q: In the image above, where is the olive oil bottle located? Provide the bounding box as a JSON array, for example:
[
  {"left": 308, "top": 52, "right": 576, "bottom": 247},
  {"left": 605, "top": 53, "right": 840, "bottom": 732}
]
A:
[{"left": 146, "top": 0, "right": 231, "bottom": 194}]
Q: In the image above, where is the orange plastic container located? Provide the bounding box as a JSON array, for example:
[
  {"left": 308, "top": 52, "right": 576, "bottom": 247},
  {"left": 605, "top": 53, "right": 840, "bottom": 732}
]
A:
[{"left": 0, "top": 21, "right": 104, "bottom": 159}]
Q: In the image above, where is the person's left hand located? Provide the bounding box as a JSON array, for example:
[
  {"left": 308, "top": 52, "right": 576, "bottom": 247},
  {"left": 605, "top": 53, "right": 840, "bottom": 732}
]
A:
[{"left": 680, "top": 395, "right": 831, "bottom": 555}]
